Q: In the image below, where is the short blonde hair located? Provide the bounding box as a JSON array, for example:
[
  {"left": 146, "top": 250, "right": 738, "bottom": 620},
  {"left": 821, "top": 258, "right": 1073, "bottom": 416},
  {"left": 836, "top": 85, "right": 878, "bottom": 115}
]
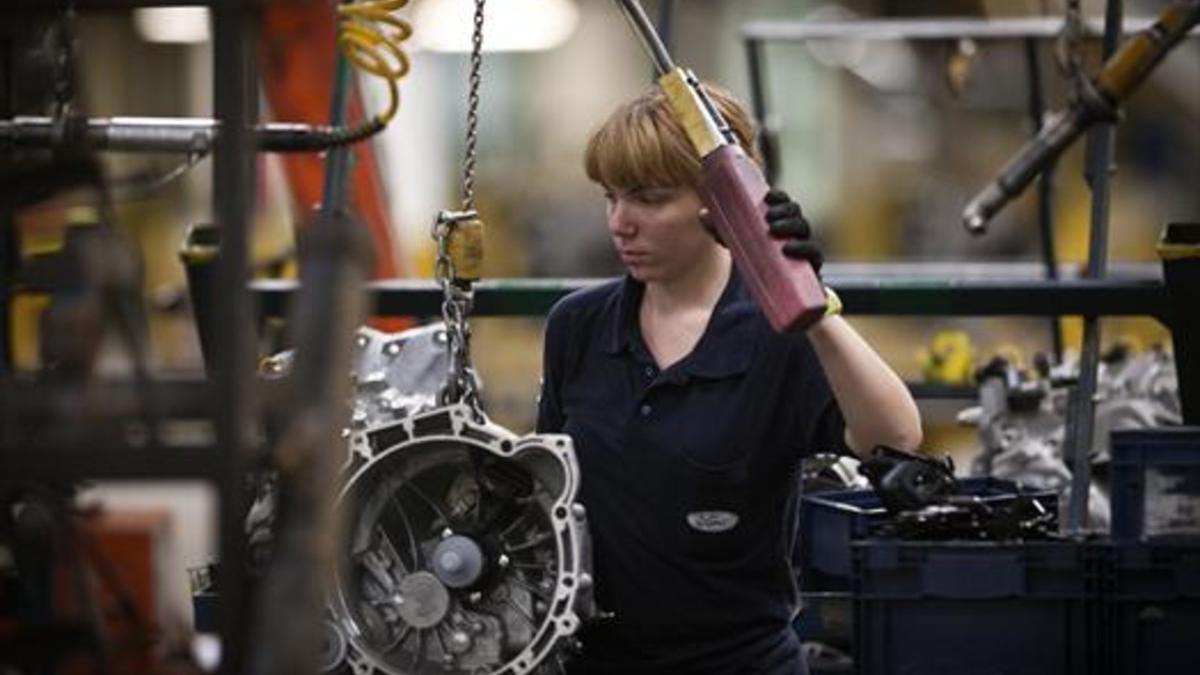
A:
[{"left": 584, "top": 82, "right": 761, "bottom": 192}]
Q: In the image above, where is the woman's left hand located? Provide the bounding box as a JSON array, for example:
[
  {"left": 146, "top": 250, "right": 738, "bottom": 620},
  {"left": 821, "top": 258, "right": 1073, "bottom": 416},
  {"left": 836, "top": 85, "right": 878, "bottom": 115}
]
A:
[{"left": 765, "top": 188, "right": 824, "bottom": 273}]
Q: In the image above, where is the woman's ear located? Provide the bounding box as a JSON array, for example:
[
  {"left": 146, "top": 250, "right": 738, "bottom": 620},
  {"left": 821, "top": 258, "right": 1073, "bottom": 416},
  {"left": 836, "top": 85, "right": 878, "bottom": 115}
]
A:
[{"left": 698, "top": 208, "right": 726, "bottom": 247}]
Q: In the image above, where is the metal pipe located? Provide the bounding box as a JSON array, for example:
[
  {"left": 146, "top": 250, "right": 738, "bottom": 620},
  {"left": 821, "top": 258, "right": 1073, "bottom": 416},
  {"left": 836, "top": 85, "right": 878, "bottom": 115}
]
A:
[
  {"left": 613, "top": 0, "right": 676, "bottom": 75},
  {"left": 740, "top": 16, "right": 1199, "bottom": 42},
  {"left": 249, "top": 275, "right": 1171, "bottom": 321},
  {"left": 320, "top": 48, "right": 354, "bottom": 215},
  {"left": 211, "top": 2, "right": 258, "bottom": 673},
  {"left": 962, "top": 2, "right": 1200, "bottom": 233},
  {"left": 656, "top": 0, "right": 676, "bottom": 55},
  {"left": 743, "top": 37, "right": 780, "bottom": 185},
  {"left": 1022, "top": 38, "right": 1065, "bottom": 362},
  {"left": 0, "top": 116, "right": 376, "bottom": 154},
  {"left": 1064, "top": 0, "right": 1124, "bottom": 534}
]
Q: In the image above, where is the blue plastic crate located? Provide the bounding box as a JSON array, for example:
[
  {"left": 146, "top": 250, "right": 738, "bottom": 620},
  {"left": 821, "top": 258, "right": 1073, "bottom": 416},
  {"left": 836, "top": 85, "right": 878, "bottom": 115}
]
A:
[
  {"left": 796, "top": 477, "right": 1055, "bottom": 592},
  {"left": 1101, "top": 543, "right": 1200, "bottom": 675},
  {"left": 1110, "top": 428, "right": 1200, "bottom": 541},
  {"left": 852, "top": 541, "right": 1101, "bottom": 675}
]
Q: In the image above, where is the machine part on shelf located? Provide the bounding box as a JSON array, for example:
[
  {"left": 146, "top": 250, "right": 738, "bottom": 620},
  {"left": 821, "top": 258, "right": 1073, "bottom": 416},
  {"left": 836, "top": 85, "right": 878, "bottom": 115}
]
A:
[
  {"left": 801, "top": 453, "right": 867, "bottom": 494},
  {"left": 858, "top": 446, "right": 958, "bottom": 514},
  {"left": 916, "top": 331, "right": 976, "bottom": 386},
  {"left": 961, "top": 347, "right": 1181, "bottom": 529},
  {"left": 332, "top": 403, "right": 592, "bottom": 675},
  {"left": 961, "top": 1, "right": 1200, "bottom": 233},
  {"left": 871, "top": 493, "right": 1058, "bottom": 541},
  {"left": 614, "top": 0, "right": 827, "bottom": 333}
]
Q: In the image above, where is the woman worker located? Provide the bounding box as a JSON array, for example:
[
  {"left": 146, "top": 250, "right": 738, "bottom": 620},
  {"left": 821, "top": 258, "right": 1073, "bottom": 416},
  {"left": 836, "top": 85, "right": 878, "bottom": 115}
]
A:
[{"left": 537, "top": 83, "right": 923, "bottom": 674}]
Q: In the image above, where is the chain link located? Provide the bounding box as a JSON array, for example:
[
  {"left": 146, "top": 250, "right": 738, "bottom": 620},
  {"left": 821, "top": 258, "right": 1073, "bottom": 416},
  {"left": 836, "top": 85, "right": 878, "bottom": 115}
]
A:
[
  {"left": 430, "top": 0, "right": 487, "bottom": 415},
  {"left": 461, "top": 0, "right": 486, "bottom": 211},
  {"left": 433, "top": 212, "right": 481, "bottom": 414}
]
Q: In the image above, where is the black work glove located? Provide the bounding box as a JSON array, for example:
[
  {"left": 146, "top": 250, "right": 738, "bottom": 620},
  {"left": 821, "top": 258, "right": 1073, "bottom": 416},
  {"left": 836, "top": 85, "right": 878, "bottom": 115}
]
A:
[
  {"left": 765, "top": 188, "right": 824, "bottom": 273},
  {"left": 859, "top": 446, "right": 958, "bottom": 514}
]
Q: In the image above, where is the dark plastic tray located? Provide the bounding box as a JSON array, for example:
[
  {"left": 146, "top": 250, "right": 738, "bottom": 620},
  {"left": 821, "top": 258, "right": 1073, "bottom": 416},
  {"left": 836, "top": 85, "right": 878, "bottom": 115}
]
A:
[
  {"left": 1100, "top": 542, "right": 1200, "bottom": 675},
  {"left": 797, "top": 476, "right": 1055, "bottom": 592},
  {"left": 852, "top": 540, "right": 1101, "bottom": 675},
  {"left": 1110, "top": 428, "right": 1200, "bottom": 542}
]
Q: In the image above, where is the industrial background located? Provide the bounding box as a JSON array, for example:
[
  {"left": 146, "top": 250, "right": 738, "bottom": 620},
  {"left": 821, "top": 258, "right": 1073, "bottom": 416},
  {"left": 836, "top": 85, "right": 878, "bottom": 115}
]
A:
[{"left": 1, "top": 0, "right": 1198, "bottom": 674}]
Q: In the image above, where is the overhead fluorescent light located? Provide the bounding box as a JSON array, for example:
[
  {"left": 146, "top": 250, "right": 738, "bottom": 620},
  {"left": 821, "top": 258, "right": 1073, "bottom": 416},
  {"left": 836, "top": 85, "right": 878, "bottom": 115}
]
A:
[
  {"left": 414, "top": 0, "right": 580, "bottom": 52},
  {"left": 133, "top": 7, "right": 211, "bottom": 45}
]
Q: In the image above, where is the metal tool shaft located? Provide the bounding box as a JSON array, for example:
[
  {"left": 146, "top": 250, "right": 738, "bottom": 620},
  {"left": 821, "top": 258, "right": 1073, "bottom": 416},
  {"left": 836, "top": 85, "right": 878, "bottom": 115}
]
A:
[
  {"left": 614, "top": 0, "right": 676, "bottom": 75},
  {"left": 1, "top": 116, "right": 360, "bottom": 153}
]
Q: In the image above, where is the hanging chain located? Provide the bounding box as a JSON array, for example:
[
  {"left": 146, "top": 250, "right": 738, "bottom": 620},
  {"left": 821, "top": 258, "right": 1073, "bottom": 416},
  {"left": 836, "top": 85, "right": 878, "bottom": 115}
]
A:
[
  {"left": 433, "top": 213, "right": 480, "bottom": 412},
  {"left": 432, "top": 0, "right": 487, "bottom": 415},
  {"left": 461, "top": 0, "right": 486, "bottom": 212}
]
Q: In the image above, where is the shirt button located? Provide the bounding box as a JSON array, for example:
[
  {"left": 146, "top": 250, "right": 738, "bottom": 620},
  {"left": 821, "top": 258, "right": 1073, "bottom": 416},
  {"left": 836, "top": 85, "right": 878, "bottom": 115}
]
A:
[
  {"left": 644, "top": 366, "right": 655, "bottom": 378},
  {"left": 639, "top": 403, "right": 652, "bottom": 417}
]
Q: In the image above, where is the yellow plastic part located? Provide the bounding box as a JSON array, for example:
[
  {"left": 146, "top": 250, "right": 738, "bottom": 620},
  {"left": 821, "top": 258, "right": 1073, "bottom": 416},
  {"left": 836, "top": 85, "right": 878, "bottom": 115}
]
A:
[
  {"left": 823, "top": 285, "right": 843, "bottom": 318},
  {"left": 448, "top": 218, "right": 484, "bottom": 282},
  {"left": 917, "top": 330, "right": 976, "bottom": 386},
  {"left": 657, "top": 68, "right": 726, "bottom": 158}
]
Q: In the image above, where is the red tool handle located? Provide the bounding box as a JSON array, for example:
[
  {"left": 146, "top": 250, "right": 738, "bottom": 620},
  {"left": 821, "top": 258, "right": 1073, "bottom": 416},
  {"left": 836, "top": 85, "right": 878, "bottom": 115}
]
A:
[{"left": 699, "top": 144, "right": 827, "bottom": 333}]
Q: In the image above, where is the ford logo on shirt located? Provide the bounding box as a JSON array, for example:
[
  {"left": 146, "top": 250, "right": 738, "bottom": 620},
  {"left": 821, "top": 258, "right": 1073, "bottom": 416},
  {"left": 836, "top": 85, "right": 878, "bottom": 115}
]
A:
[{"left": 686, "top": 510, "right": 740, "bottom": 533}]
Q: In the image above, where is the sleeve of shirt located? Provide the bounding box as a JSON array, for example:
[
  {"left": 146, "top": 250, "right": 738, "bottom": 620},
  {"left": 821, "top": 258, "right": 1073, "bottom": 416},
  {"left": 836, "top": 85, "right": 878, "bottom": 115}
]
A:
[
  {"left": 536, "top": 304, "right": 568, "bottom": 434},
  {"left": 808, "top": 395, "right": 848, "bottom": 456},
  {"left": 792, "top": 339, "right": 850, "bottom": 457}
]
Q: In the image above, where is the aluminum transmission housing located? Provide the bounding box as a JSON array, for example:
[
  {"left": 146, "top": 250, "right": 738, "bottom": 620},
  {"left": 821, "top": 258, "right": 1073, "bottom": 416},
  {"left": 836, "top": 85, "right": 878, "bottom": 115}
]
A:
[{"left": 325, "top": 325, "right": 593, "bottom": 675}]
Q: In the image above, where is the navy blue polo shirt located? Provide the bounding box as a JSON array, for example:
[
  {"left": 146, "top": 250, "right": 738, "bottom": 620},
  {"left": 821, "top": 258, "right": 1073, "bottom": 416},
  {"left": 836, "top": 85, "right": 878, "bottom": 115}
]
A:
[{"left": 537, "top": 268, "right": 846, "bottom": 674}]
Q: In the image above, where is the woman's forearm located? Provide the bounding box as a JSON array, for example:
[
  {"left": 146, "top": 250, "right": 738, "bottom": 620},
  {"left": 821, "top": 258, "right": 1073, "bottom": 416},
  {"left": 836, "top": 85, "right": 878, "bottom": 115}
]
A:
[{"left": 806, "top": 315, "right": 923, "bottom": 456}]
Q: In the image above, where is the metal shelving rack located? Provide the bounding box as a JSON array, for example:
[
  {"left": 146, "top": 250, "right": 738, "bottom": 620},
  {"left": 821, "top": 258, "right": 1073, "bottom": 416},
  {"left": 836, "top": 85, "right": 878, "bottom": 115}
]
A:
[
  {"left": 1, "top": 2, "right": 260, "bottom": 673},
  {"left": 738, "top": 3, "right": 1200, "bottom": 530}
]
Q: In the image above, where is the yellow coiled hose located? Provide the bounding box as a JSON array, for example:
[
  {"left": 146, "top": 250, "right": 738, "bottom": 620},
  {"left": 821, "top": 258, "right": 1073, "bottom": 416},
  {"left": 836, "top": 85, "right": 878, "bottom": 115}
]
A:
[{"left": 335, "top": 0, "right": 413, "bottom": 139}]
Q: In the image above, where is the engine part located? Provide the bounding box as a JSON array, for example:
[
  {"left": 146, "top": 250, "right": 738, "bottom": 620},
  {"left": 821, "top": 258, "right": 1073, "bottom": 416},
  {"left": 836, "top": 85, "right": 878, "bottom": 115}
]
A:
[
  {"left": 252, "top": 324, "right": 593, "bottom": 674},
  {"left": 961, "top": 346, "right": 1181, "bottom": 529},
  {"left": 871, "top": 493, "right": 1058, "bottom": 541},
  {"left": 800, "top": 453, "right": 867, "bottom": 494},
  {"left": 247, "top": 323, "right": 459, "bottom": 575},
  {"left": 332, "top": 403, "right": 592, "bottom": 675},
  {"left": 859, "top": 446, "right": 958, "bottom": 513}
]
